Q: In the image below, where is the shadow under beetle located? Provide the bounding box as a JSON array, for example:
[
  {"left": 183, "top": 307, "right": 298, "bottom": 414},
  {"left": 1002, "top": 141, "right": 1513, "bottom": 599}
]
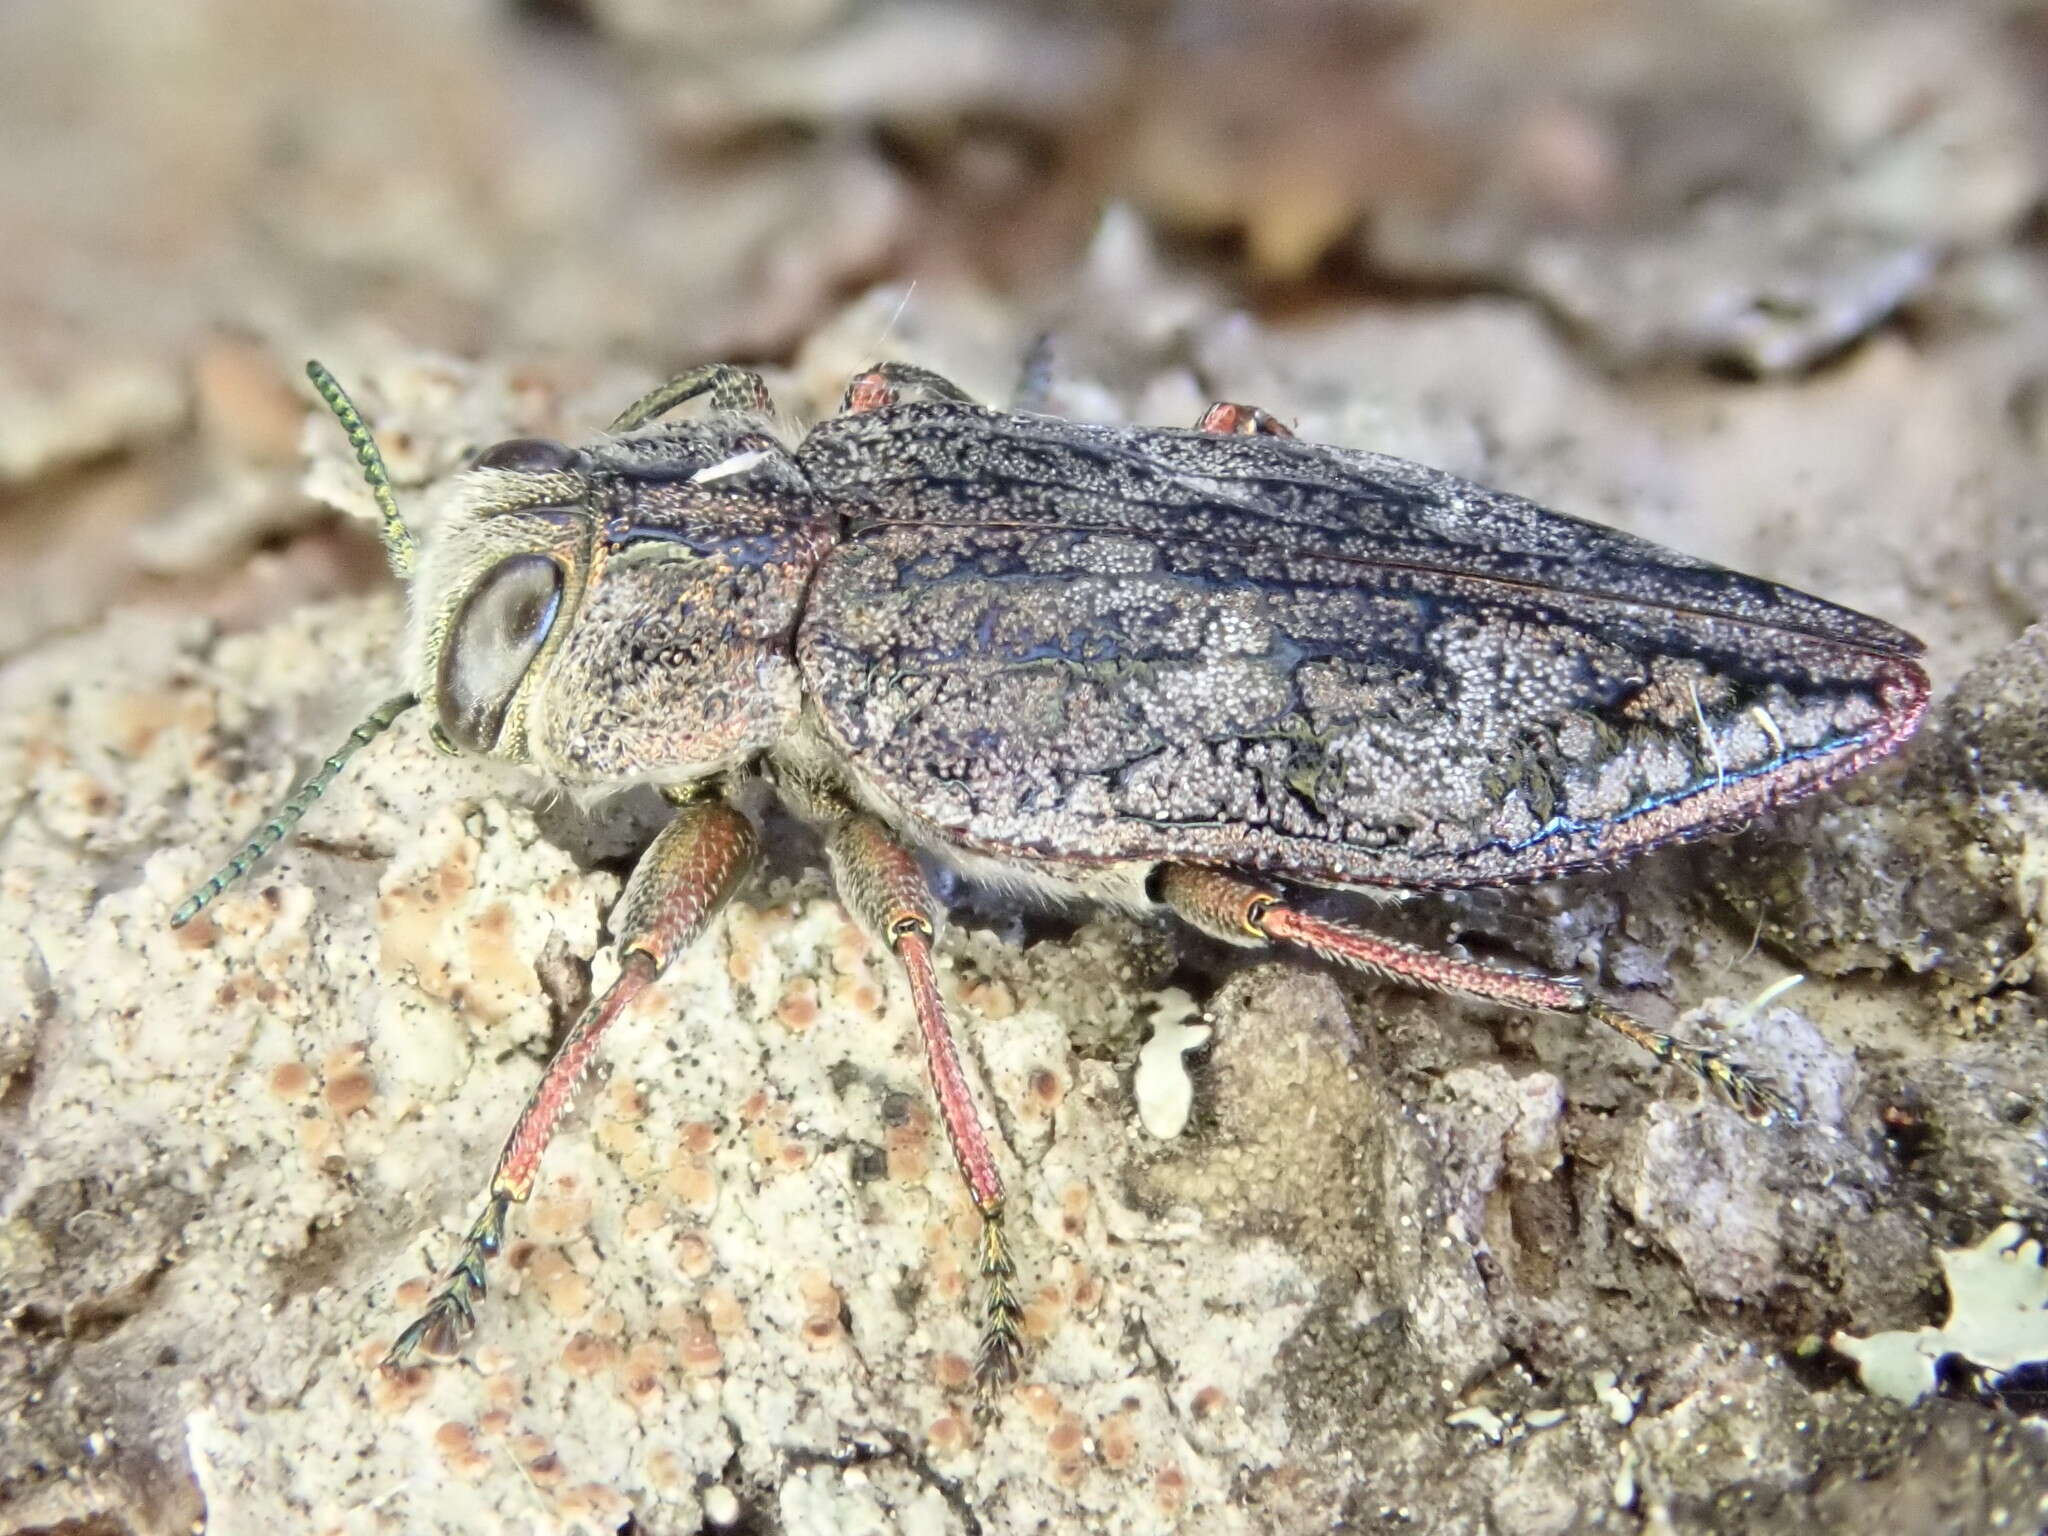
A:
[{"left": 172, "top": 357, "right": 1930, "bottom": 1389}]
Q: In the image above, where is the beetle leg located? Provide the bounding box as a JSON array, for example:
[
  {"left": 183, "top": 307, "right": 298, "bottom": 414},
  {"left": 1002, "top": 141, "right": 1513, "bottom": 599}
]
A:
[
  {"left": 825, "top": 815, "right": 1024, "bottom": 1392},
  {"left": 607, "top": 364, "right": 774, "bottom": 433},
  {"left": 385, "top": 794, "right": 758, "bottom": 1367},
  {"left": 1195, "top": 401, "right": 1294, "bottom": 437},
  {"left": 839, "top": 361, "right": 980, "bottom": 414},
  {"left": 1156, "top": 864, "right": 1793, "bottom": 1125}
]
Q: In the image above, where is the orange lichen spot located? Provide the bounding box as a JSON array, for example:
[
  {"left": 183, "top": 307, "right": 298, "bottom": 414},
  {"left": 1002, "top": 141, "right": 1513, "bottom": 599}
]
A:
[
  {"left": 523, "top": 1451, "right": 567, "bottom": 1489},
  {"left": 1155, "top": 1461, "right": 1189, "bottom": 1516},
  {"left": 680, "top": 1120, "right": 721, "bottom": 1157},
  {"left": 886, "top": 1139, "right": 931, "bottom": 1184},
  {"left": 1016, "top": 1382, "right": 1061, "bottom": 1426},
  {"left": 837, "top": 974, "right": 884, "bottom": 1016},
  {"left": 473, "top": 1344, "right": 517, "bottom": 1378},
  {"left": 832, "top": 922, "right": 870, "bottom": 973},
  {"left": 603, "top": 1077, "right": 648, "bottom": 1122},
  {"left": 665, "top": 1159, "right": 717, "bottom": 1214},
  {"left": 1021, "top": 1293, "right": 1063, "bottom": 1344},
  {"left": 478, "top": 1409, "right": 514, "bottom": 1439},
  {"left": 775, "top": 977, "right": 821, "bottom": 1032},
  {"left": 677, "top": 1313, "right": 723, "bottom": 1377},
  {"left": 737, "top": 1089, "right": 772, "bottom": 1123},
  {"left": 323, "top": 1068, "right": 375, "bottom": 1118},
  {"left": 775, "top": 1138, "right": 813, "bottom": 1172},
  {"left": 1098, "top": 1409, "right": 1139, "bottom": 1471},
  {"left": 369, "top": 1362, "right": 432, "bottom": 1414},
  {"left": 462, "top": 901, "right": 531, "bottom": 1024},
  {"left": 748, "top": 1123, "right": 783, "bottom": 1164},
  {"left": 530, "top": 1195, "right": 592, "bottom": 1242},
  {"left": 925, "top": 1224, "right": 966, "bottom": 1300},
  {"left": 528, "top": 1248, "right": 592, "bottom": 1319},
  {"left": 268, "top": 1061, "right": 314, "bottom": 1100},
  {"left": 962, "top": 978, "right": 1017, "bottom": 1020},
  {"left": 595, "top": 1114, "right": 650, "bottom": 1165},
  {"left": 646, "top": 1448, "right": 688, "bottom": 1493},
  {"left": 560, "top": 1331, "right": 617, "bottom": 1376},
  {"left": 927, "top": 1413, "right": 970, "bottom": 1455},
  {"left": 174, "top": 912, "right": 219, "bottom": 950},
  {"left": 933, "top": 1352, "right": 974, "bottom": 1391},
  {"left": 1059, "top": 1181, "right": 1091, "bottom": 1219},
  {"left": 592, "top": 1307, "right": 626, "bottom": 1339},
  {"left": 624, "top": 1199, "right": 667, "bottom": 1239},
  {"left": 1190, "top": 1385, "right": 1228, "bottom": 1421},
  {"left": 675, "top": 1230, "right": 715, "bottom": 1277},
  {"left": 394, "top": 1277, "right": 432, "bottom": 1310},
  {"left": 621, "top": 1339, "right": 668, "bottom": 1410},
  {"left": 297, "top": 1116, "right": 339, "bottom": 1161},
  {"left": 433, "top": 1420, "right": 492, "bottom": 1479},
  {"left": 801, "top": 1311, "right": 843, "bottom": 1351},
  {"left": 509, "top": 1431, "right": 550, "bottom": 1461},
  {"left": 1023, "top": 1067, "right": 1064, "bottom": 1117},
  {"left": 1071, "top": 1263, "right": 1104, "bottom": 1314},
  {"left": 484, "top": 1373, "right": 521, "bottom": 1410},
  {"left": 1048, "top": 1412, "right": 1088, "bottom": 1485},
  {"left": 561, "top": 1481, "right": 632, "bottom": 1528},
  {"left": 702, "top": 1287, "right": 747, "bottom": 1337}
]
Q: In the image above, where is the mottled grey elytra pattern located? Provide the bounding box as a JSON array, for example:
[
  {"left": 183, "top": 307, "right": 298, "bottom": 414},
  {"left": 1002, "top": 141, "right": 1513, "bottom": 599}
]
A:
[{"left": 795, "top": 403, "right": 1926, "bottom": 889}]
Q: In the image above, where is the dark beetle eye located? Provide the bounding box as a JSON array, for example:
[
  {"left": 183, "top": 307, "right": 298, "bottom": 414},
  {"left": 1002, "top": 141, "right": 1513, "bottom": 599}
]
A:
[
  {"left": 471, "top": 437, "right": 576, "bottom": 473},
  {"left": 437, "top": 554, "right": 564, "bottom": 752}
]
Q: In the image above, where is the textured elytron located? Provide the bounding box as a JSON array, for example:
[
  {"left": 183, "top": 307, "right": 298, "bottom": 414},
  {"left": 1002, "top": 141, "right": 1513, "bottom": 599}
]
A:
[{"left": 797, "top": 403, "right": 1927, "bottom": 888}]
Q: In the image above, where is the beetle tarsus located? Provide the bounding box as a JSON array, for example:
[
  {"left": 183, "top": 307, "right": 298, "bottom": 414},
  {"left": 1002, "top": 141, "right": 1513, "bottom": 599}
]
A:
[
  {"left": 384, "top": 1190, "right": 507, "bottom": 1367},
  {"left": 974, "top": 1203, "right": 1026, "bottom": 1400},
  {"left": 1584, "top": 999, "right": 1794, "bottom": 1125}
]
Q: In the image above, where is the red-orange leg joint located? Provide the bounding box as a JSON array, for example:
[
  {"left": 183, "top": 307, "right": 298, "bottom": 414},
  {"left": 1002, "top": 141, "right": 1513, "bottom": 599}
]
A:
[
  {"left": 1196, "top": 401, "right": 1295, "bottom": 437},
  {"left": 842, "top": 370, "right": 897, "bottom": 414}
]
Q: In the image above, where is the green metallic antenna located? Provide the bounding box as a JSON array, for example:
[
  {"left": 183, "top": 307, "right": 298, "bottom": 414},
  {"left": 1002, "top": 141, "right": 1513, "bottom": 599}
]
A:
[
  {"left": 171, "top": 693, "right": 417, "bottom": 928},
  {"left": 170, "top": 362, "right": 426, "bottom": 929},
  {"left": 306, "top": 359, "right": 417, "bottom": 575}
]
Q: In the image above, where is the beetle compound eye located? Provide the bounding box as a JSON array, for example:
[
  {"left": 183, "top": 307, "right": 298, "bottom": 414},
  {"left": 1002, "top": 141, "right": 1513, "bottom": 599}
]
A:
[
  {"left": 437, "top": 554, "right": 564, "bottom": 752},
  {"left": 472, "top": 437, "right": 576, "bottom": 473}
]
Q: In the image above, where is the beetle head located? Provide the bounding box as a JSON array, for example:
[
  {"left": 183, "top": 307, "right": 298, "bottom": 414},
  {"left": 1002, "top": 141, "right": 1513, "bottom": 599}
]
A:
[{"left": 407, "top": 414, "right": 830, "bottom": 787}]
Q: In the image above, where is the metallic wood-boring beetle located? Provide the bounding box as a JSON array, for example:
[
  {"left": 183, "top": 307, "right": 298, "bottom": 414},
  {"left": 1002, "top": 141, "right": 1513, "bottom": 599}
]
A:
[{"left": 172, "top": 357, "right": 1930, "bottom": 1388}]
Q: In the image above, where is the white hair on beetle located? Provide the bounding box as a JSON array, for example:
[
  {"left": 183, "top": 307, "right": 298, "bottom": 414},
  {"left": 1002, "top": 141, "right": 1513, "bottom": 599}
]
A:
[{"left": 690, "top": 448, "right": 775, "bottom": 485}]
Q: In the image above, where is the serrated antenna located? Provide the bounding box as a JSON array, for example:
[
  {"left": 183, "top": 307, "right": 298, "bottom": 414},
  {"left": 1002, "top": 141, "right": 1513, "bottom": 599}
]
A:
[{"left": 306, "top": 359, "right": 417, "bottom": 576}]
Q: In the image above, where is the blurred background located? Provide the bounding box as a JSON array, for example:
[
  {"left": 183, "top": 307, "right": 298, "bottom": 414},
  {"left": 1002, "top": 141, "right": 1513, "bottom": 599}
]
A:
[{"left": 2, "top": 0, "right": 2046, "bottom": 675}]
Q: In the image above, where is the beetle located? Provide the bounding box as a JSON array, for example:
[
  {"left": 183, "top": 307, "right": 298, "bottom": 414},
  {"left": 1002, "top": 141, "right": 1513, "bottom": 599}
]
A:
[{"left": 171, "top": 357, "right": 1929, "bottom": 1388}]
